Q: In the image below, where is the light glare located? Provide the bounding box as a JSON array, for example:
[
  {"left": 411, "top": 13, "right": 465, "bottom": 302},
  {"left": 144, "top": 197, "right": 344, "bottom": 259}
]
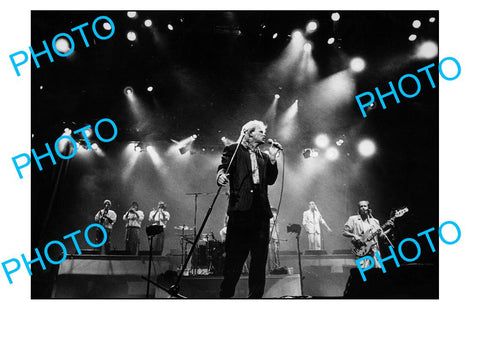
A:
[
  {"left": 325, "top": 147, "right": 339, "bottom": 161},
  {"left": 55, "top": 38, "right": 71, "bottom": 54},
  {"left": 358, "top": 139, "right": 376, "bottom": 157},
  {"left": 350, "top": 57, "right": 366, "bottom": 72},
  {"left": 315, "top": 134, "right": 330, "bottom": 149},
  {"left": 416, "top": 41, "right": 438, "bottom": 59},
  {"left": 127, "top": 31, "right": 137, "bottom": 42},
  {"left": 306, "top": 21, "right": 318, "bottom": 33}
]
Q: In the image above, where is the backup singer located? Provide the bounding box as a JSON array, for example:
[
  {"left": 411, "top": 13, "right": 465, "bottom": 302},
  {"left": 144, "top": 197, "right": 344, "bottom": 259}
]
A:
[
  {"left": 148, "top": 201, "right": 170, "bottom": 255},
  {"left": 302, "top": 201, "right": 332, "bottom": 250},
  {"left": 94, "top": 199, "right": 117, "bottom": 254},
  {"left": 217, "top": 120, "right": 281, "bottom": 298},
  {"left": 123, "top": 201, "right": 144, "bottom": 255},
  {"left": 342, "top": 200, "right": 393, "bottom": 268}
]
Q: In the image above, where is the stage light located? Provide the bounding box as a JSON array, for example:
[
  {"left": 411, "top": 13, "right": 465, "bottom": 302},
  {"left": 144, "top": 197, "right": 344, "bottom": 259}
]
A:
[
  {"left": 39, "top": 85, "right": 44, "bottom": 90},
  {"left": 127, "top": 31, "right": 137, "bottom": 41},
  {"left": 221, "top": 136, "right": 235, "bottom": 147},
  {"left": 358, "top": 139, "right": 376, "bottom": 157},
  {"left": 57, "top": 128, "right": 76, "bottom": 155},
  {"left": 124, "top": 87, "right": 134, "bottom": 95},
  {"left": 331, "top": 12, "right": 340, "bottom": 22},
  {"left": 91, "top": 143, "right": 99, "bottom": 150},
  {"left": 327, "top": 37, "right": 335, "bottom": 45},
  {"left": 179, "top": 146, "right": 188, "bottom": 155},
  {"left": 134, "top": 142, "right": 145, "bottom": 153},
  {"left": 103, "top": 22, "right": 112, "bottom": 30},
  {"left": 408, "top": 34, "right": 417, "bottom": 41},
  {"left": 412, "top": 20, "right": 421, "bottom": 29},
  {"left": 146, "top": 145, "right": 153, "bottom": 152},
  {"left": 310, "top": 150, "right": 319, "bottom": 158},
  {"left": 274, "top": 94, "right": 280, "bottom": 99},
  {"left": 303, "top": 42, "right": 312, "bottom": 53},
  {"left": 55, "top": 37, "right": 71, "bottom": 54},
  {"left": 144, "top": 19, "right": 153, "bottom": 27},
  {"left": 292, "top": 30, "right": 303, "bottom": 40},
  {"left": 429, "top": 17, "right": 436, "bottom": 23},
  {"left": 127, "top": 11, "right": 137, "bottom": 18},
  {"left": 78, "top": 140, "right": 89, "bottom": 150},
  {"left": 306, "top": 21, "right": 318, "bottom": 34},
  {"left": 336, "top": 138, "right": 344, "bottom": 146},
  {"left": 272, "top": 33, "right": 278, "bottom": 39},
  {"left": 147, "top": 86, "right": 153, "bottom": 92},
  {"left": 325, "top": 146, "right": 339, "bottom": 161},
  {"left": 416, "top": 41, "right": 438, "bottom": 59},
  {"left": 314, "top": 133, "right": 330, "bottom": 149},
  {"left": 167, "top": 24, "right": 174, "bottom": 31},
  {"left": 85, "top": 128, "right": 92, "bottom": 138},
  {"left": 350, "top": 57, "right": 366, "bottom": 73},
  {"left": 192, "top": 134, "right": 198, "bottom": 140}
]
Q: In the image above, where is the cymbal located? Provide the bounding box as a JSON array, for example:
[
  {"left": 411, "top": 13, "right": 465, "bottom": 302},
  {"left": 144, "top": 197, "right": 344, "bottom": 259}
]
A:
[{"left": 174, "top": 225, "right": 191, "bottom": 230}]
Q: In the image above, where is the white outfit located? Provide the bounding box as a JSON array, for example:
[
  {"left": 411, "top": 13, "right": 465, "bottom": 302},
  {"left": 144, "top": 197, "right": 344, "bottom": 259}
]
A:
[{"left": 302, "top": 209, "right": 324, "bottom": 250}]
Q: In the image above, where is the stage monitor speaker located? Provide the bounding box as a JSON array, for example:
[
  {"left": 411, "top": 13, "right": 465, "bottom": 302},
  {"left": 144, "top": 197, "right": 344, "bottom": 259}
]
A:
[{"left": 343, "top": 264, "right": 438, "bottom": 299}]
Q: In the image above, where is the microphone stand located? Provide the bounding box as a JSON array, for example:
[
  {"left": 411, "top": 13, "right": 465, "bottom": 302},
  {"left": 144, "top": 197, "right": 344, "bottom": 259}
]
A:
[
  {"left": 143, "top": 133, "right": 246, "bottom": 298},
  {"left": 185, "top": 191, "right": 214, "bottom": 275}
]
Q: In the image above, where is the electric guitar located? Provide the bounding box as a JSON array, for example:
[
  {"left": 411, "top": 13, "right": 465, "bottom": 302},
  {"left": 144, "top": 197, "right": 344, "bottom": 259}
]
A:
[{"left": 351, "top": 207, "right": 409, "bottom": 257}]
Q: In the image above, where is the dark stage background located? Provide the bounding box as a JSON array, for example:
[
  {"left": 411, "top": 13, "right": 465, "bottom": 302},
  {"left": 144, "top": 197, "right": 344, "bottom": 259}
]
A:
[{"left": 31, "top": 11, "right": 439, "bottom": 297}]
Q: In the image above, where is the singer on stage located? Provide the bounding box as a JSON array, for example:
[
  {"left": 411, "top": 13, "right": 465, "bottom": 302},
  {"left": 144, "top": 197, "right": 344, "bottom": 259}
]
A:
[
  {"left": 94, "top": 199, "right": 117, "bottom": 254},
  {"left": 216, "top": 120, "right": 281, "bottom": 298}
]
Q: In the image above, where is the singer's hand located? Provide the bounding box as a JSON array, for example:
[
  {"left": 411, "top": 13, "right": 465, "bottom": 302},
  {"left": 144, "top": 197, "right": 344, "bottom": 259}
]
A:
[
  {"left": 268, "top": 145, "right": 281, "bottom": 162},
  {"left": 217, "top": 173, "right": 229, "bottom": 186}
]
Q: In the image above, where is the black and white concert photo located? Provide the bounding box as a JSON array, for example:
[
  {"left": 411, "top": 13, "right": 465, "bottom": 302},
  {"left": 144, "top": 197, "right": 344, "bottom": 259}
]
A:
[{"left": 30, "top": 10, "right": 439, "bottom": 299}]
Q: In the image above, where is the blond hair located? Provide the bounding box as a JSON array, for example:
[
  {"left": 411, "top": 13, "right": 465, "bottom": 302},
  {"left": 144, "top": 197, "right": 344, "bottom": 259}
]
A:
[{"left": 237, "top": 120, "right": 267, "bottom": 143}]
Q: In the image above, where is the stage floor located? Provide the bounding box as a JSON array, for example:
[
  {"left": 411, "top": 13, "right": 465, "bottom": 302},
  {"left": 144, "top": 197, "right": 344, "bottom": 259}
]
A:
[{"left": 51, "top": 253, "right": 356, "bottom": 298}]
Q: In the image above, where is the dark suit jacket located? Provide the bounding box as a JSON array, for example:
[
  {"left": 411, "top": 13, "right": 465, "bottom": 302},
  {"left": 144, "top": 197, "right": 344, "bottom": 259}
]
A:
[{"left": 217, "top": 143, "right": 278, "bottom": 217}]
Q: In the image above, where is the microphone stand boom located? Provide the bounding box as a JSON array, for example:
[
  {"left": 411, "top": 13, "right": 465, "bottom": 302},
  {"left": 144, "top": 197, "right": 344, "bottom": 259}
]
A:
[{"left": 143, "top": 134, "right": 246, "bottom": 298}]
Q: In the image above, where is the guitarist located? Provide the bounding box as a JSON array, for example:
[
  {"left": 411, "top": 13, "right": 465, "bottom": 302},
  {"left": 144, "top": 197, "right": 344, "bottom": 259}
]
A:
[{"left": 342, "top": 200, "right": 394, "bottom": 269}]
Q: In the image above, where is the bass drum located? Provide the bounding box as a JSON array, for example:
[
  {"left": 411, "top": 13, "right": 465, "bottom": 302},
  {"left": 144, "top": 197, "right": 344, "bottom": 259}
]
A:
[{"left": 192, "top": 245, "right": 209, "bottom": 268}]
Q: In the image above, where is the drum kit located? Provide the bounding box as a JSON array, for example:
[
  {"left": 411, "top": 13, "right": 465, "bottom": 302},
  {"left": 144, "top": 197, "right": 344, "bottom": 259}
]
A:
[{"left": 174, "top": 225, "right": 224, "bottom": 276}]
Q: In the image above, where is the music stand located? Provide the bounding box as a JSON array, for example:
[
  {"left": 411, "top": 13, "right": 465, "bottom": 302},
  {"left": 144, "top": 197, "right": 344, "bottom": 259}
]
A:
[
  {"left": 287, "top": 223, "right": 304, "bottom": 296},
  {"left": 145, "top": 224, "right": 163, "bottom": 298}
]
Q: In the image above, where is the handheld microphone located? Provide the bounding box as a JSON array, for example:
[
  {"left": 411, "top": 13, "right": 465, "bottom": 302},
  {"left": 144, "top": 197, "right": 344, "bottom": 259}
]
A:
[{"left": 267, "top": 139, "right": 284, "bottom": 151}]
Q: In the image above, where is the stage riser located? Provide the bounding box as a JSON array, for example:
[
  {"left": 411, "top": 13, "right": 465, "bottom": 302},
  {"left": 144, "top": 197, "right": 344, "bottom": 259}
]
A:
[{"left": 53, "top": 255, "right": 356, "bottom": 298}]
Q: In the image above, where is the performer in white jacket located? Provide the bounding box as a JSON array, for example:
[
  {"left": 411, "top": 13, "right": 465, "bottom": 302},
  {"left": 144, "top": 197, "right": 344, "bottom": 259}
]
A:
[{"left": 302, "top": 201, "right": 332, "bottom": 250}]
